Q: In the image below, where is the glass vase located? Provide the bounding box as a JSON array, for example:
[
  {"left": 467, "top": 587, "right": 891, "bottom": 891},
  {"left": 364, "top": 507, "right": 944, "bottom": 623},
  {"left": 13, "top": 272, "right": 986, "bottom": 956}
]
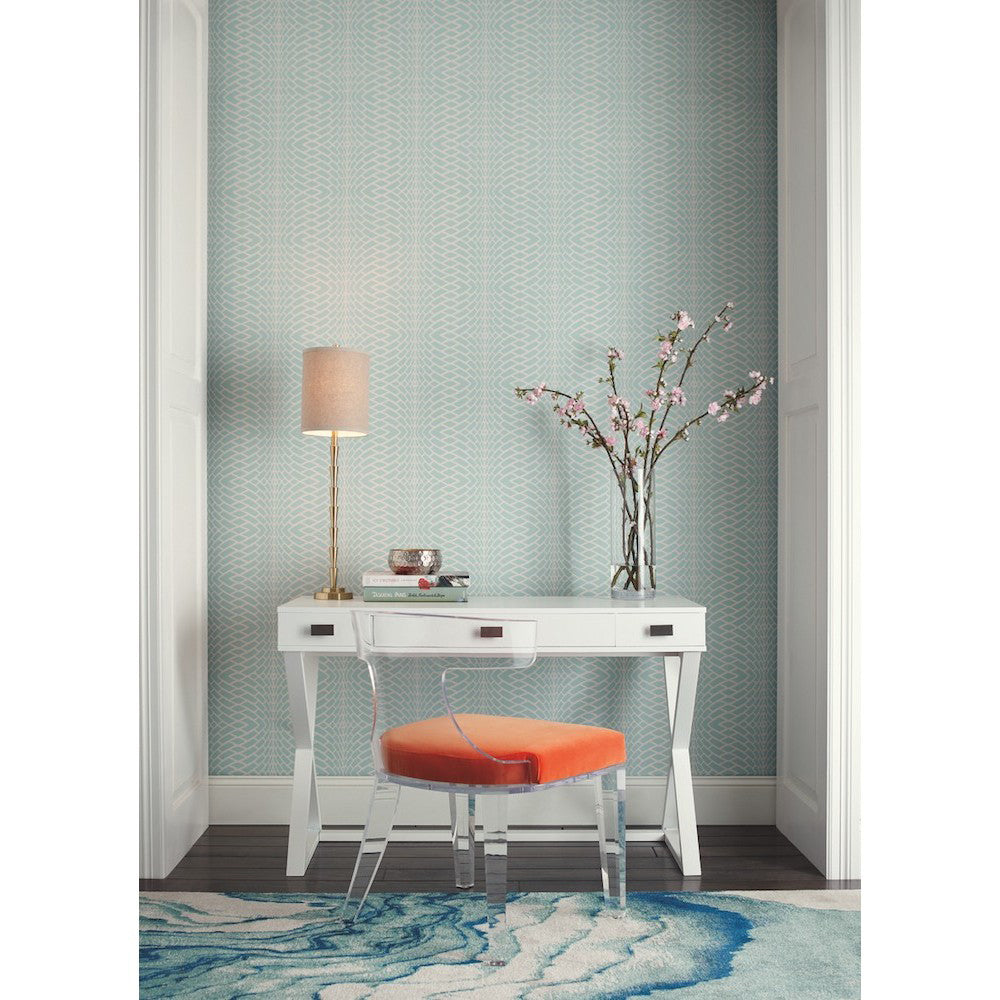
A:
[{"left": 610, "top": 465, "right": 656, "bottom": 600}]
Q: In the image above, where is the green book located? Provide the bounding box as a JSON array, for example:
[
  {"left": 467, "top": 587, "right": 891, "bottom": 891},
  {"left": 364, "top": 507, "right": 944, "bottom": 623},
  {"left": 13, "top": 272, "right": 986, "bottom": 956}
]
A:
[{"left": 362, "top": 587, "right": 469, "bottom": 603}]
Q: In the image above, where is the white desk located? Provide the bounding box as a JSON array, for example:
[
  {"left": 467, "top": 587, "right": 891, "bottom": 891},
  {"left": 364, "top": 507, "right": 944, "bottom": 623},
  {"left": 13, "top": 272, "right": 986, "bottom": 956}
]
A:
[{"left": 278, "top": 595, "right": 707, "bottom": 877}]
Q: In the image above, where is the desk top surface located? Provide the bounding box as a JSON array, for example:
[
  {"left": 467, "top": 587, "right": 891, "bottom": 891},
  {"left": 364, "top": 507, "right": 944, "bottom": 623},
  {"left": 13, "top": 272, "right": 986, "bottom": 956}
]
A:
[{"left": 278, "top": 594, "right": 706, "bottom": 613}]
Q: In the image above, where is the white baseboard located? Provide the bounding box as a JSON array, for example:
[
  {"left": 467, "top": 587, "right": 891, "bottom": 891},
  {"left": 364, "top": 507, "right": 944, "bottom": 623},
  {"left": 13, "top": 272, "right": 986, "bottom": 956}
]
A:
[{"left": 209, "top": 775, "right": 776, "bottom": 832}]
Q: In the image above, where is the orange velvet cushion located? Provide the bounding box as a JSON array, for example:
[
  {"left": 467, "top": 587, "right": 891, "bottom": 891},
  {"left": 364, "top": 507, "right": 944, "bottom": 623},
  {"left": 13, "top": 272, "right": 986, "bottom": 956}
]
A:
[{"left": 380, "top": 713, "right": 626, "bottom": 786}]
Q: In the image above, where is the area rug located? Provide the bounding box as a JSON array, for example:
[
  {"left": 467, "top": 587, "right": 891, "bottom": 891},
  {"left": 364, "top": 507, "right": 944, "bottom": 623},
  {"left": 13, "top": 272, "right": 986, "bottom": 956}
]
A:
[{"left": 140, "top": 890, "right": 859, "bottom": 998}]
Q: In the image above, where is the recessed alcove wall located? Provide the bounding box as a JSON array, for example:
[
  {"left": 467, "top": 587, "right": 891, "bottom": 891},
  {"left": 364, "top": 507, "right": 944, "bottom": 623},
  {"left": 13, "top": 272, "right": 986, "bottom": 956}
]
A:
[{"left": 207, "top": 0, "right": 777, "bottom": 779}]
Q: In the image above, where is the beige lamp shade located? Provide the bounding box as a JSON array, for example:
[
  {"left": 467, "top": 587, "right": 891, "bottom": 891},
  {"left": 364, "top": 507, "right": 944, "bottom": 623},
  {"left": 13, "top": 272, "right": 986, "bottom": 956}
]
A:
[{"left": 301, "top": 346, "right": 369, "bottom": 436}]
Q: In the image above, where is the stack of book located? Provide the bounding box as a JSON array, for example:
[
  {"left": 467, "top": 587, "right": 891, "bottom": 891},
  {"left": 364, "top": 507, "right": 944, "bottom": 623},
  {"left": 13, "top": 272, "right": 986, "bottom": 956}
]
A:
[{"left": 361, "top": 570, "right": 470, "bottom": 602}]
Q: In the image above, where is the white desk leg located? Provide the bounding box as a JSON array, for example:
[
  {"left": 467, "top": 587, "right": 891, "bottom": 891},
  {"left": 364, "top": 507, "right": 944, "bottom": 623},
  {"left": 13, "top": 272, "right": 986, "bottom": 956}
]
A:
[
  {"left": 662, "top": 652, "right": 702, "bottom": 876},
  {"left": 285, "top": 652, "right": 321, "bottom": 876}
]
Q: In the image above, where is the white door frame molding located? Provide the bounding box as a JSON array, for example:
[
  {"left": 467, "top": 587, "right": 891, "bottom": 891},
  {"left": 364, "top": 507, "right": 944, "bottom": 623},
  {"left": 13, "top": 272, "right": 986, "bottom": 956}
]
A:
[
  {"left": 822, "top": 0, "right": 860, "bottom": 882},
  {"left": 777, "top": 0, "right": 860, "bottom": 881},
  {"left": 140, "top": 0, "right": 156, "bottom": 881},
  {"left": 140, "top": 0, "right": 210, "bottom": 880}
]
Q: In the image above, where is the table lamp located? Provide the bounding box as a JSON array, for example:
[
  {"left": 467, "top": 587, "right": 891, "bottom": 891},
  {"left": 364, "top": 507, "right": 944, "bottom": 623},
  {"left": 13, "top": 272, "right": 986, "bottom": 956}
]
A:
[{"left": 301, "top": 345, "right": 369, "bottom": 600}]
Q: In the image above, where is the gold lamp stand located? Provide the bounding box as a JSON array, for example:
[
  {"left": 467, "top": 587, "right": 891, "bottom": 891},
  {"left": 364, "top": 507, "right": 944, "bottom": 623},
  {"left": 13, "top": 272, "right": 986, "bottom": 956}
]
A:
[
  {"left": 315, "top": 432, "right": 352, "bottom": 600},
  {"left": 301, "top": 344, "right": 368, "bottom": 601}
]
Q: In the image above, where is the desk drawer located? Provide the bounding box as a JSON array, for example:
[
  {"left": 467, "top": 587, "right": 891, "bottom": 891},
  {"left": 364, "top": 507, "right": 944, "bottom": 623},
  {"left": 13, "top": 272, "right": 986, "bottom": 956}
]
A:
[
  {"left": 615, "top": 613, "right": 705, "bottom": 648},
  {"left": 278, "top": 612, "right": 355, "bottom": 650},
  {"left": 537, "top": 614, "right": 614, "bottom": 648},
  {"left": 372, "top": 614, "right": 536, "bottom": 652}
]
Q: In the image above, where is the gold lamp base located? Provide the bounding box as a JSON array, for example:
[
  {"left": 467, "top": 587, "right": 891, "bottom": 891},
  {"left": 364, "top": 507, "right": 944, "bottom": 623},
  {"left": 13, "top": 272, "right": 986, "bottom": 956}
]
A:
[{"left": 314, "top": 586, "right": 354, "bottom": 601}]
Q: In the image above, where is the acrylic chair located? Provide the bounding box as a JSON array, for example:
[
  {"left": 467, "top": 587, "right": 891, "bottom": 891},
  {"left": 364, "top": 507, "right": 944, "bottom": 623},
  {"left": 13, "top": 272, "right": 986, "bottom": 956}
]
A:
[{"left": 343, "top": 609, "right": 627, "bottom": 965}]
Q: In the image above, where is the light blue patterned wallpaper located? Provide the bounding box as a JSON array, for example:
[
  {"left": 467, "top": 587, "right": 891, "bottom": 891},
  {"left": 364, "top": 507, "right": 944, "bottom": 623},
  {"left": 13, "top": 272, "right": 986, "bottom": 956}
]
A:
[{"left": 207, "top": 0, "right": 777, "bottom": 777}]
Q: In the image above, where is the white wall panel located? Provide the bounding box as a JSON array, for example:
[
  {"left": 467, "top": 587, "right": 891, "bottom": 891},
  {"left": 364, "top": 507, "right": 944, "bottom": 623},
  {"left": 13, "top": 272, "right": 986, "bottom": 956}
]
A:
[
  {"left": 141, "top": 0, "right": 209, "bottom": 879},
  {"left": 777, "top": 0, "right": 828, "bottom": 872}
]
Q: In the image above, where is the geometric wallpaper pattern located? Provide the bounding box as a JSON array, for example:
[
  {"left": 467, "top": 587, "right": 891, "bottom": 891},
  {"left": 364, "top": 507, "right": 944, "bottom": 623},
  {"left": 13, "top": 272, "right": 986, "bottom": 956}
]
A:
[{"left": 207, "top": 0, "right": 777, "bottom": 777}]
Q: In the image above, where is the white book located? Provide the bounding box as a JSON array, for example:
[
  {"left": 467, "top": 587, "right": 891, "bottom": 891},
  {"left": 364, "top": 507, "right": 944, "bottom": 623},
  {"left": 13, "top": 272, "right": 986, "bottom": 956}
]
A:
[{"left": 361, "top": 570, "right": 470, "bottom": 588}]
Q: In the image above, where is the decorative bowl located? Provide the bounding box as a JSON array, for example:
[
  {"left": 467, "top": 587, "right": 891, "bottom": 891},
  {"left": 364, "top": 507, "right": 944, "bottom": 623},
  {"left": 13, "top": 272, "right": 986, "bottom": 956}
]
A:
[{"left": 388, "top": 548, "right": 442, "bottom": 575}]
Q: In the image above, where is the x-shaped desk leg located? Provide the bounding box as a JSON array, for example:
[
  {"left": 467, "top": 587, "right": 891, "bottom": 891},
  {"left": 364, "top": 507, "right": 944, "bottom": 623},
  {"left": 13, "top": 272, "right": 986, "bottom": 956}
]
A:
[
  {"left": 662, "top": 652, "right": 702, "bottom": 876},
  {"left": 285, "top": 652, "right": 321, "bottom": 876}
]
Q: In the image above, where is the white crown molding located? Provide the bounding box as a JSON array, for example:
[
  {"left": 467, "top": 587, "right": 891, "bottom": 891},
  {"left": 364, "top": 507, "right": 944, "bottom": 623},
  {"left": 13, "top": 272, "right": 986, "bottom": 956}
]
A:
[{"left": 209, "top": 774, "right": 776, "bottom": 836}]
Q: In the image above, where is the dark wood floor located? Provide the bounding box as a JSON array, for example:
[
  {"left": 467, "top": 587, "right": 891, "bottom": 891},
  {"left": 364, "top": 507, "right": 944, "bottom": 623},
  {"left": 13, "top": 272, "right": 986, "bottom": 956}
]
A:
[{"left": 140, "top": 825, "right": 859, "bottom": 893}]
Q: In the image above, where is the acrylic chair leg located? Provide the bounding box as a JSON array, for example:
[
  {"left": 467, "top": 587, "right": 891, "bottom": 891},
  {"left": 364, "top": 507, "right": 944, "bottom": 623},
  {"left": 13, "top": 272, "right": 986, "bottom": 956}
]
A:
[
  {"left": 594, "top": 767, "right": 627, "bottom": 911},
  {"left": 479, "top": 792, "right": 514, "bottom": 965},
  {"left": 449, "top": 792, "right": 476, "bottom": 889},
  {"left": 342, "top": 779, "right": 400, "bottom": 921}
]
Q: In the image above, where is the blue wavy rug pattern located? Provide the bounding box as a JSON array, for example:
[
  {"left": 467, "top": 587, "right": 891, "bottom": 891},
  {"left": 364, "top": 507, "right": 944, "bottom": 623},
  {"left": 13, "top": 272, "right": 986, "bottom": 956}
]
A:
[{"left": 139, "top": 890, "right": 859, "bottom": 998}]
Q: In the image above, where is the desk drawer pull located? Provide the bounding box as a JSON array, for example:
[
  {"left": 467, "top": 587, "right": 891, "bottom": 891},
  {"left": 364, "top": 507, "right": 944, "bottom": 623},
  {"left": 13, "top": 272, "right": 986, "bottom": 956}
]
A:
[
  {"left": 649, "top": 624, "right": 674, "bottom": 637},
  {"left": 480, "top": 626, "right": 503, "bottom": 638},
  {"left": 310, "top": 624, "right": 336, "bottom": 636}
]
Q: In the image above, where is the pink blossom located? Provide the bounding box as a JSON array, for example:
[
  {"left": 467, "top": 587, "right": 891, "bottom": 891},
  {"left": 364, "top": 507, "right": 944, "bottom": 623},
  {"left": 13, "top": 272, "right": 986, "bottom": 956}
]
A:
[
  {"left": 749, "top": 391, "right": 763, "bottom": 405},
  {"left": 524, "top": 381, "right": 547, "bottom": 405},
  {"left": 723, "top": 320, "right": 733, "bottom": 332},
  {"left": 717, "top": 412, "right": 729, "bottom": 423},
  {"left": 651, "top": 395, "right": 663, "bottom": 411},
  {"left": 658, "top": 341, "right": 678, "bottom": 362},
  {"left": 670, "top": 386, "right": 686, "bottom": 406},
  {"left": 633, "top": 418, "right": 650, "bottom": 439},
  {"left": 603, "top": 435, "right": 617, "bottom": 449},
  {"left": 607, "top": 347, "right": 623, "bottom": 360},
  {"left": 656, "top": 428, "right": 667, "bottom": 440},
  {"left": 725, "top": 301, "right": 734, "bottom": 310},
  {"left": 674, "top": 310, "right": 694, "bottom": 331},
  {"left": 749, "top": 370, "right": 762, "bottom": 380},
  {"left": 707, "top": 401, "right": 720, "bottom": 416},
  {"left": 769, "top": 376, "right": 775, "bottom": 385}
]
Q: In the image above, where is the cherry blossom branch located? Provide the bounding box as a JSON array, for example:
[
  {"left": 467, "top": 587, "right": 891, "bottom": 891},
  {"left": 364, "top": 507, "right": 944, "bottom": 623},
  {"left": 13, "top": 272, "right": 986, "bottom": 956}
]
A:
[
  {"left": 515, "top": 301, "right": 772, "bottom": 594},
  {"left": 515, "top": 383, "right": 637, "bottom": 519},
  {"left": 650, "top": 372, "right": 770, "bottom": 471},
  {"left": 605, "top": 349, "right": 634, "bottom": 471},
  {"left": 514, "top": 385, "right": 621, "bottom": 477},
  {"left": 652, "top": 303, "right": 732, "bottom": 442}
]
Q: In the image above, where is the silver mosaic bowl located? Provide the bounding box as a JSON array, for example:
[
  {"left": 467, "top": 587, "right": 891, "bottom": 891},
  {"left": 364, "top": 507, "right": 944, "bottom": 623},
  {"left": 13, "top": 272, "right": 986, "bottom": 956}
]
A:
[{"left": 388, "top": 548, "right": 442, "bottom": 575}]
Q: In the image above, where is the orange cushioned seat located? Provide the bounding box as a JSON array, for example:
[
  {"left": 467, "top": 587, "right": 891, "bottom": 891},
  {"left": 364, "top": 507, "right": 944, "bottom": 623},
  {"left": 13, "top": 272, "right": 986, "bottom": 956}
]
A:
[{"left": 380, "top": 713, "right": 626, "bottom": 787}]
